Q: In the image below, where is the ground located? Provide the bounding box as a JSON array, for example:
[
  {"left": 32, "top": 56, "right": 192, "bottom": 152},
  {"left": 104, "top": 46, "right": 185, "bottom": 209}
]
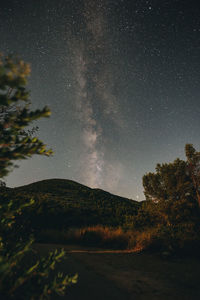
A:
[{"left": 36, "top": 244, "right": 200, "bottom": 300}]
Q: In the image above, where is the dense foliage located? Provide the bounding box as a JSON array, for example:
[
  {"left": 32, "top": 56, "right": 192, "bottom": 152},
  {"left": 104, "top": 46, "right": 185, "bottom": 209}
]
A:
[
  {"left": 0, "top": 55, "right": 77, "bottom": 299},
  {"left": 143, "top": 158, "right": 195, "bottom": 202},
  {"left": 138, "top": 145, "right": 200, "bottom": 254}
]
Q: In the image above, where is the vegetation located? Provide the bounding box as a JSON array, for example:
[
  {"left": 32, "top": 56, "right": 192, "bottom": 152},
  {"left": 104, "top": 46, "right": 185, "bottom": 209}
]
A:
[
  {"left": 138, "top": 145, "right": 200, "bottom": 254},
  {"left": 40, "top": 226, "right": 132, "bottom": 250},
  {"left": 0, "top": 55, "right": 77, "bottom": 299},
  {"left": 143, "top": 158, "right": 194, "bottom": 202},
  {"left": 1, "top": 179, "right": 139, "bottom": 240},
  {"left": 0, "top": 55, "right": 199, "bottom": 273},
  {"left": 185, "top": 144, "right": 200, "bottom": 207},
  {"left": 2, "top": 144, "right": 200, "bottom": 255}
]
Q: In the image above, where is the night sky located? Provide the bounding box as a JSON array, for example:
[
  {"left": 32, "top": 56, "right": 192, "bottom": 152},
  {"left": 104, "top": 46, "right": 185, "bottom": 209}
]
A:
[{"left": 1, "top": 0, "right": 200, "bottom": 200}]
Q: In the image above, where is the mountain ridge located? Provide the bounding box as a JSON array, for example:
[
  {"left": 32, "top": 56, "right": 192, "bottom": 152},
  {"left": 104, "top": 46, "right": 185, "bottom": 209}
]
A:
[{"left": 9, "top": 178, "right": 137, "bottom": 203}]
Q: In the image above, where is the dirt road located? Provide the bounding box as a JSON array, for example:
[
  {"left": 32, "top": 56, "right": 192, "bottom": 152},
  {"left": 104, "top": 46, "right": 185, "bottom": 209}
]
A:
[{"left": 36, "top": 244, "right": 200, "bottom": 300}]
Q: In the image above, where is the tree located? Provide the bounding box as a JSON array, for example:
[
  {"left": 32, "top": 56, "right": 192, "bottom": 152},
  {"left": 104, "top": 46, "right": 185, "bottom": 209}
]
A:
[
  {"left": 0, "top": 55, "right": 53, "bottom": 177},
  {"left": 0, "top": 55, "right": 77, "bottom": 299},
  {"left": 139, "top": 148, "right": 200, "bottom": 253},
  {"left": 143, "top": 158, "right": 195, "bottom": 202},
  {"left": 142, "top": 145, "right": 200, "bottom": 229},
  {"left": 185, "top": 144, "right": 200, "bottom": 207}
]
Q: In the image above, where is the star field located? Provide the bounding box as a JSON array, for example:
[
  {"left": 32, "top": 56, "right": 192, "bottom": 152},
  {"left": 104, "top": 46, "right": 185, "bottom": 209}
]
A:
[{"left": 1, "top": 0, "right": 200, "bottom": 200}]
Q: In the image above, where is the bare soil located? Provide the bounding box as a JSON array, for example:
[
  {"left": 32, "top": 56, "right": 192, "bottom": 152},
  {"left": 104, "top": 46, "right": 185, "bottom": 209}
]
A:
[{"left": 35, "top": 244, "right": 200, "bottom": 300}]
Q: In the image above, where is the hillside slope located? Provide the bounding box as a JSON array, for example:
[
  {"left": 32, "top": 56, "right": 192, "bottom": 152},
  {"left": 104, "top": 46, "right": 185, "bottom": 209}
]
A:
[{"left": 3, "top": 179, "right": 140, "bottom": 230}]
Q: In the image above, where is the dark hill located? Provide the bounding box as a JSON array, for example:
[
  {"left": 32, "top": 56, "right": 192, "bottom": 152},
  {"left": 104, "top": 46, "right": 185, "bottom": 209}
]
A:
[
  {"left": 13, "top": 179, "right": 90, "bottom": 194},
  {"left": 3, "top": 179, "right": 140, "bottom": 231}
]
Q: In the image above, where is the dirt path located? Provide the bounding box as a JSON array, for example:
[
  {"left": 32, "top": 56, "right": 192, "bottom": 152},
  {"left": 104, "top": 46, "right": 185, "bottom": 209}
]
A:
[
  {"left": 60, "top": 254, "right": 131, "bottom": 300},
  {"left": 36, "top": 244, "right": 200, "bottom": 300}
]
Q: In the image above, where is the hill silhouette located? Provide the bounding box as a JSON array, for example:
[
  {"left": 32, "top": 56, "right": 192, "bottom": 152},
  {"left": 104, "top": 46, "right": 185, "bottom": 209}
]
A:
[{"left": 3, "top": 179, "right": 140, "bottom": 231}]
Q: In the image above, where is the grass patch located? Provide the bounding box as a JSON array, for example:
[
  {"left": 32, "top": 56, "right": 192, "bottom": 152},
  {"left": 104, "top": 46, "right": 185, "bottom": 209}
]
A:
[
  {"left": 67, "top": 226, "right": 130, "bottom": 249},
  {"left": 38, "top": 226, "right": 132, "bottom": 249},
  {"left": 37, "top": 225, "right": 200, "bottom": 255}
]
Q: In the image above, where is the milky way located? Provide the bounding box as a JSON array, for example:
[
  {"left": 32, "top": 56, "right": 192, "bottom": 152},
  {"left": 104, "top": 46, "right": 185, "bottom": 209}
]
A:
[
  {"left": 71, "top": 0, "right": 124, "bottom": 189},
  {"left": 1, "top": 0, "right": 200, "bottom": 200}
]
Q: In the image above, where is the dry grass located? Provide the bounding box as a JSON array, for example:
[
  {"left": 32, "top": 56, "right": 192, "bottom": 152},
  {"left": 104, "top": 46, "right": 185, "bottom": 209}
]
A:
[
  {"left": 38, "top": 226, "right": 162, "bottom": 251},
  {"left": 131, "top": 228, "right": 161, "bottom": 252},
  {"left": 62, "top": 226, "right": 163, "bottom": 252},
  {"left": 67, "top": 226, "right": 131, "bottom": 249},
  {"left": 38, "top": 225, "right": 200, "bottom": 254}
]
